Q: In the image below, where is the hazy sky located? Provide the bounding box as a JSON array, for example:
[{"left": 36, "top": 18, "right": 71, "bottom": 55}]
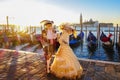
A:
[{"left": 0, "top": 0, "right": 119, "bottom": 26}]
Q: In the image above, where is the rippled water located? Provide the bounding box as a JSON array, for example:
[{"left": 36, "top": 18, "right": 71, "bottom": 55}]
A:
[
  {"left": 73, "top": 26, "right": 120, "bottom": 62},
  {"left": 73, "top": 41, "right": 120, "bottom": 62}
]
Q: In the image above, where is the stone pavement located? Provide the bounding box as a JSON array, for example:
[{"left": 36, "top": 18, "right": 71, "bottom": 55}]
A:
[
  {"left": 79, "top": 58, "right": 120, "bottom": 80},
  {"left": 0, "top": 49, "right": 120, "bottom": 80}
]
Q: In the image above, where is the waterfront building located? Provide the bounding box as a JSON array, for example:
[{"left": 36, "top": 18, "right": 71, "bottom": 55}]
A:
[
  {"left": 73, "top": 18, "right": 99, "bottom": 28},
  {"left": 83, "top": 19, "right": 99, "bottom": 27},
  {"left": 99, "top": 23, "right": 113, "bottom": 27}
]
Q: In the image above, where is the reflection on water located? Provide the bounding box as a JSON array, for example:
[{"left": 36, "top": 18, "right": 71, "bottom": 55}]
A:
[
  {"left": 73, "top": 38, "right": 120, "bottom": 62},
  {"left": 72, "top": 26, "right": 120, "bottom": 62},
  {"left": 73, "top": 44, "right": 120, "bottom": 62}
]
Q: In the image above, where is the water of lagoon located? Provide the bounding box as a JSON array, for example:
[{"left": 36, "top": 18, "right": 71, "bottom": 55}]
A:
[{"left": 73, "top": 26, "right": 120, "bottom": 62}]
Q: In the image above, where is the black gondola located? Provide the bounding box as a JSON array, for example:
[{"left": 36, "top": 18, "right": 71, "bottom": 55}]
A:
[
  {"left": 116, "top": 34, "right": 120, "bottom": 51},
  {"left": 87, "top": 31, "right": 97, "bottom": 52},
  {"left": 116, "top": 43, "right": 120, "bottom": 51}
]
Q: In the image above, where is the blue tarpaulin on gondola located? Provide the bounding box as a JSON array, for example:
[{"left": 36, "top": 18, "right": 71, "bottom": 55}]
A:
[
  {"left": 69, "top": 39, "right": 78, "bottom": 44},
  {"left": 69, "top": 31, "right": 84, "bottom": 45}
]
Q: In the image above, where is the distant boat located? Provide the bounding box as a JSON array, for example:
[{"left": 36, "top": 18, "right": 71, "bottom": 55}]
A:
[
  {"left": 100, "top": 32, "right": 114, "bottom": 51},
  {"left": 87, "top": 31, "right": 97, "bottom": 52},
  {"left": 69, "top": 31, "right": 84, "bottom": 48}
]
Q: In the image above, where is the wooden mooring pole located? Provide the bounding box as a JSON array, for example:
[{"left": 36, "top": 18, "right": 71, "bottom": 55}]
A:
[
  {"left": 108, "top": 25, "right": 110, "bottom": 34},
  {"left": 114, "top": 26, "right": 115, "bottom": 46},
  {"left": 97, "top": 24, "right": 100, "bottom": 44},
  {"left": 85, "top": 26, "right": 87, "bottom": 41},
  {"left": 116, "top": 24, "right": 118, "bottom": 48},
  {"left": 80, "top": 13, "right": 83, "bottom": 32},
  {"left": 6, "top": 16, "right": 9, "bottom": 32},
  {"left": 35, "top": 27, "right": 36, "bottom": 34},
  {"left": 97, "top": 24, "right": 101, "bottom": 55},
  {"left": 118, "top": 27, "right": 120, "bottom": 46}
]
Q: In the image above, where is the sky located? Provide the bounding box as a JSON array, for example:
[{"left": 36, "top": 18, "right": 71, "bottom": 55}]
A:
[{"left": 0, "top": 0, "right": 120, "bottom": 26}]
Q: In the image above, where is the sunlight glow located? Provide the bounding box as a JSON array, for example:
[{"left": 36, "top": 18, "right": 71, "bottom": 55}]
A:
[
  {"left": 0, "top": 0, "right": 79, "bottom": 26},
  {"left": 0, "top": 0, "right": 119, "bottom": 26}
]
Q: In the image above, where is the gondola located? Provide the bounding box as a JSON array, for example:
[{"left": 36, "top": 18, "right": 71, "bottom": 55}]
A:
[
  {"left": 116, "top": 43, "right": 120, "bottom": 51},
  {"left": 100, "top": 32, "right": 114, "bottom": 51},
  {"left": 69, "top": 31, "right": 84, "bottom": 48},
  {"left": 87, "top": 31, "right": 97, "bottom": 52},
  {"left": 116, "top": 35, "right": 120, "bottom": 51}
]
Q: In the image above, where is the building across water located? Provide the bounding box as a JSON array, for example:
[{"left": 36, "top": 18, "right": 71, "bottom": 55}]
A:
[
  {"left": 99, "top": 23, "right": 113, "bottom": 27},
  {"left": 73, "top": 14, "right": 113, "bottom": 28},
  {"left": 73, "top": 20, "right": 113, "bottom": 28},
  {"left": 83, "top": 19, "right": 99, "bottom": 27}
]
